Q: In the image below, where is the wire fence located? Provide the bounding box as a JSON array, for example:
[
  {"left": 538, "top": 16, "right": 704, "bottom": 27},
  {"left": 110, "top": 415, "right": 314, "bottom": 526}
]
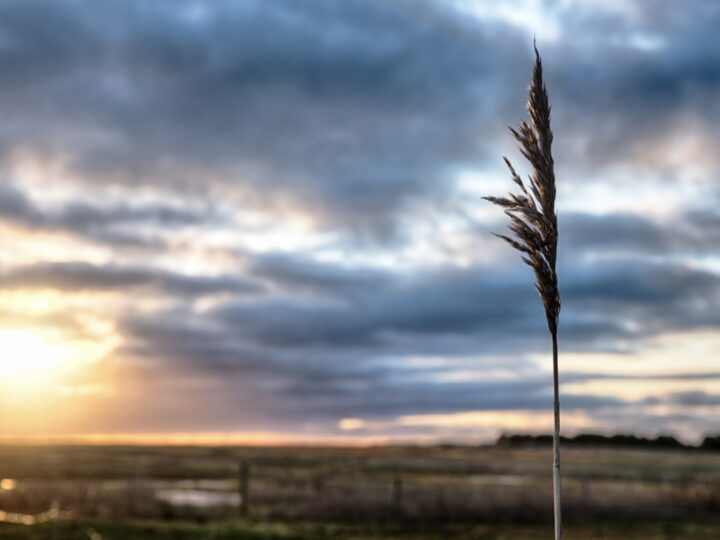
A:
[{"left": 2, "top": 457, "right": 719, "bottom": 524}]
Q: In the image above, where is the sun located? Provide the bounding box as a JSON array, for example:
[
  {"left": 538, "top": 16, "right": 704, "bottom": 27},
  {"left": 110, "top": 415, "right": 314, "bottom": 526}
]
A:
[{"left": 0, "top": 328, "right": 92, "bottom": 385}]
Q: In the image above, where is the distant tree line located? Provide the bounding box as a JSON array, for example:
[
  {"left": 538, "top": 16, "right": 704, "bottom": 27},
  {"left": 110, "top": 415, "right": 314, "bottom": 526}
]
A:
[{"left": 496, "top": 433, "right": 720, "bottom": 451}]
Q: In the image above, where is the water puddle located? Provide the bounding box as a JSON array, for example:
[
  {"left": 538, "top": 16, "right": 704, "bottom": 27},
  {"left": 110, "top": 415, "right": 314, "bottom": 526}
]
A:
[{"left": 155, "top": 488, "right": 240, "bottom": 508}]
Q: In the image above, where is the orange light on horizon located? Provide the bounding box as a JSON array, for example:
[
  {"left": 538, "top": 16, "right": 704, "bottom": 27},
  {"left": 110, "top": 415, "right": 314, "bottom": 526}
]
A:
[{"left": 0, "top": 432, "right": 398, "bottom": 447}]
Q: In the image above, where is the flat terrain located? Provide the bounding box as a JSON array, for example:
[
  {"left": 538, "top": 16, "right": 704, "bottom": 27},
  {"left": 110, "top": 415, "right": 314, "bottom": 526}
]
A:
[
  {"left": 0, "top": 444, "right": 718, "bottom": 538},
  {"left": 3, "top": 520, "right": 720, "bottom": 539}
]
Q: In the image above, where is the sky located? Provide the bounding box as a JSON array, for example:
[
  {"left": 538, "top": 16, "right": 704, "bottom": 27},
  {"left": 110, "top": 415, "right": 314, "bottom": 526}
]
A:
[{"left": 1, "top": 0, "right": 720, "bottom": 444}]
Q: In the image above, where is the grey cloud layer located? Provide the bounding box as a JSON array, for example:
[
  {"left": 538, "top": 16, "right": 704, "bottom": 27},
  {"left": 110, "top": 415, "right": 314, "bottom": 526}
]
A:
[
  {"left": 0, "top": 0, "right": 717, "bottom": 233},
  {"left": 112, "top": 238, "right": 720, "bottom": 426},
  {"left": 0, "top": 183, "right": 218, "bottom": 248},
  {"left": 0, "top": 261, "right": 260, "bottom": 297},
  {"left": 0, "top": 0, "right": 530, "bottom": 237}
]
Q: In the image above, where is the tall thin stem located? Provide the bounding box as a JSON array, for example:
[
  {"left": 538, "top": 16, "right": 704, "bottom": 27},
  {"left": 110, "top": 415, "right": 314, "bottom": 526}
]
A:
[
  {"left": 483, "top": 46, "right": 562, "bottom": 538},
  {"left": 552, "top": 330, "right": 562, "bottom": 540}
]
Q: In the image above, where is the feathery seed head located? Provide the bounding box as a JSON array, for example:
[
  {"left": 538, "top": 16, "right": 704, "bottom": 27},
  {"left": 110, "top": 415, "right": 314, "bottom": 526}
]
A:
[{"left": 483, "top": 46, "right": 560, "bottom": 334}]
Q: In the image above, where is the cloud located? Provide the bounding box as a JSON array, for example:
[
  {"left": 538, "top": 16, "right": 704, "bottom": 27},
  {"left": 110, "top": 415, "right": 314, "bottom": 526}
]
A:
[
  {"left": 0, "top": 0, "right": 718, "bottom": 238},
  {"left": 561, "top": 212, "right": 668, "bottom": 253},
  {"left": 0, "top": 261, "right": 260, "bottom": 297},
  {"left": 0, "top": 0, "right": 532, "bottom": 239},
  {"left": 107, "top": 241, "right": 720, "bottom": 430},
  {"left": 660, "top": 391, "right": 720, "bottom": 407},
  {"left": 220, "top": 250, "right": 720, "bottom": 353},
  {"left": 0, "top": 182, "right": 219, "bottom": 248}
]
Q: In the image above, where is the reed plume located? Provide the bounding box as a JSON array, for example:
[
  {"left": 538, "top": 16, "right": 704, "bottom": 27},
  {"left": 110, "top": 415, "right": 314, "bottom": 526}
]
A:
[{"left": 483, "top": 45, "right": 563, "bottom": 540}]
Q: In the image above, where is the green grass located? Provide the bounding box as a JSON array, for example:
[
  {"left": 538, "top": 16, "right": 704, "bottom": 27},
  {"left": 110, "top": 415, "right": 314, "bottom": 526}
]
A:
[
  {"left": 0, "top": 519, "right": 303, "bottom": 540},
  {"left": 2, "top": 520, "right": 720, "bottom": 540}
]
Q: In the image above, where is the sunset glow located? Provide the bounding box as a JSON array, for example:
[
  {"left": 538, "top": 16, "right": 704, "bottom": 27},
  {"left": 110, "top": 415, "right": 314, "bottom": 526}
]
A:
[{"left": 0, "top": 329, "right": 74, "bottom": 377}]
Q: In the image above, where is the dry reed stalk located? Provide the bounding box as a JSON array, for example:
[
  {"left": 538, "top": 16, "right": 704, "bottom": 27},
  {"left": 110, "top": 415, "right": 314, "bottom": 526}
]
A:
[{"left": 483, "top": 45, "right": 562, "bottom": 540}]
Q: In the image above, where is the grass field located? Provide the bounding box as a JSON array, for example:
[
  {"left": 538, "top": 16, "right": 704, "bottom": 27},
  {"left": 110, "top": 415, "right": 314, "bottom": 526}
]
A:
[
  {"left": 0, "top": 444, "right": 718, "bottom": 538},
  {"left": 3, "top": 519, "right": 720, "bottom": 539}
]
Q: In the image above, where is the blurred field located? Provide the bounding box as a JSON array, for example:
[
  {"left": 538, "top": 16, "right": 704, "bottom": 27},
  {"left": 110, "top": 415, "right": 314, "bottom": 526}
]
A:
[
  {"left": 3, "top": 520, "right": 720, "bottom": 539},
  {"left": 0, "top": 443, "right": 718, "bottom": 538}
]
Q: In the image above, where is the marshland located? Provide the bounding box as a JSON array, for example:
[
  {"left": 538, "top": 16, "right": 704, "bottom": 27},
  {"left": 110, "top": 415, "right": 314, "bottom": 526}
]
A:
[{"left": 0, "top": 441, "right": 720, "bottom": 538}]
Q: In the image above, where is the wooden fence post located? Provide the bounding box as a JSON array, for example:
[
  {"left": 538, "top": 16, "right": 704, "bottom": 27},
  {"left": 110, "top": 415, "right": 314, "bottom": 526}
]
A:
[{"left": 392, "top": 475, "right": 403, "bottom": 516}]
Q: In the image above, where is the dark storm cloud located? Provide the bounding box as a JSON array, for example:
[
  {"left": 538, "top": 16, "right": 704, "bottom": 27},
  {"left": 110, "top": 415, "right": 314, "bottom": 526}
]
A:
[
  {"left": 0, "top": 0, "right": 531, "bottom": 238},
  {"left": 215, "top": 265, "right": 546, "bottom": 348},
  {"left": 217, "top": 252, "right": 720, "bottom": 352},
  {"left": 117, "top": 308, "right": 628, "bottom": 425},
  {"left": 543, "top": 0, "right": 720, "bottom": 172},
  {"left": 560, "top": 210, "right": 720, "bottom": 257},
  {"left": 0, "top": 0, "right": 714, "bottom": 242},
  {"left": 0, "top": 261, "right": 260, "bottom": 296},
  {"left": 0, "top": 183, "right": 217, "bottom": 247},
  {"left": 108, "top": 240, "right": 720, "bottom": 424},
  {"left": 560, "top": 212, "right": 668, "bottom": 253},
  {"left": 0, "top": 0, "right": 717, "bottom": 239}
]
